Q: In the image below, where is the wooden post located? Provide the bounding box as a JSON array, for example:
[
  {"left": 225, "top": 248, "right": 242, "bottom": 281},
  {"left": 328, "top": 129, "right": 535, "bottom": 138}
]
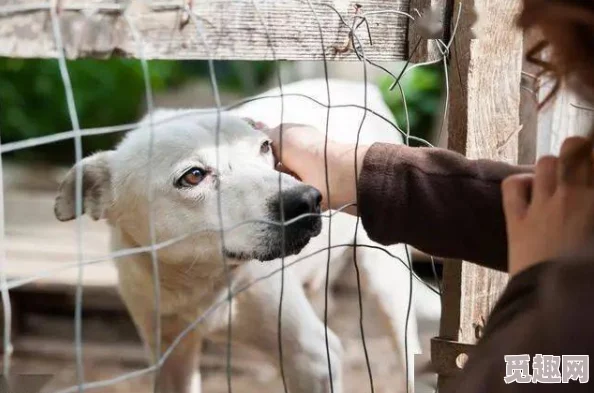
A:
[{"left": 433, "top": 0, "right": 524, "bottom": 388}]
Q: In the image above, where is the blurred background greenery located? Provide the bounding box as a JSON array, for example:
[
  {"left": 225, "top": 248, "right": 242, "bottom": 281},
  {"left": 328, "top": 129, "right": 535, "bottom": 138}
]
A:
[{"left": 0, "top": 58, "right": 443, "bottom": 164}]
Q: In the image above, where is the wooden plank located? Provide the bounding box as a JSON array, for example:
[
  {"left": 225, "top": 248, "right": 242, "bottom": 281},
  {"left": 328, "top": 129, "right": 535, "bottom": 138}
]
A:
[
  {"left": 437, "top": 0, "right": 523, "bottom": 387},
  {"left": 13, "top": 335, "right": 277, "bottom": 374},
  {"left": 13, "top": 336, "right": 146, "bottom": 366},
  {"left": 0, "top": 0, "right": 409, "bottom": 61}
]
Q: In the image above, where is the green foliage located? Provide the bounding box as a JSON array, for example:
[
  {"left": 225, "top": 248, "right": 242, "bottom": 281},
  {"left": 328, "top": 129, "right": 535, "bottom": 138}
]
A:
[
  {"left": 378, "top": 64, "right": 443, "bottom": 146},
  {"left": 0, "top": 57, "right": 440, "bottom": 163},
  {"left": 0, "top": 57, "right": 189, "bottom": 163},
  {"left": 180, "top": 61, "right": 276, "bottom": 94},
  {"left": 0, "top": 58, "right": 277, "bottom": 163}
]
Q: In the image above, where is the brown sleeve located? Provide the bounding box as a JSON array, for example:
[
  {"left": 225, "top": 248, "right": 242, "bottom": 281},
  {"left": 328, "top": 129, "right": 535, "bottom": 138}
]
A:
[
  {"left": 443, "top": 249, "right": 594, "bottom": 393},
  {"left": 357, "top": 143, "right": 532, "bottom": 271}
]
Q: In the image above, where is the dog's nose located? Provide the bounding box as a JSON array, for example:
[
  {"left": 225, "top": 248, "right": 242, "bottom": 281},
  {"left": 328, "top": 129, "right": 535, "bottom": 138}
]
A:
[{"left": 281, "top": 185, "right": 322, "bottom": 220}]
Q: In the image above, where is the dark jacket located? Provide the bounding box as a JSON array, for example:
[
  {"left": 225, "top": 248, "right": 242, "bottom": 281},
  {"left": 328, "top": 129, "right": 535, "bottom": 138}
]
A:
[{"left": 358, "top": 143, "right": 593, "bottom": 392}]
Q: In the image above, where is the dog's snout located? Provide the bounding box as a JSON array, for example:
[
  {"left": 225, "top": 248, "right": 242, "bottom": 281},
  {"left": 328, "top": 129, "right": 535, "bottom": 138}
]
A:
[
  {"left": 281, "top": 186, "right": 322, "bottom": 220},
  {"left": 263, "top": 185, "right": 323, "bottom": 261}
]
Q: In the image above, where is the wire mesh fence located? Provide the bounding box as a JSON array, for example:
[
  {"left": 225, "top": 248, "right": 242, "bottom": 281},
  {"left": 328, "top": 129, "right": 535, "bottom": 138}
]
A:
[{"left": 0, "top": 1, "right": 466, "bottom": 392}]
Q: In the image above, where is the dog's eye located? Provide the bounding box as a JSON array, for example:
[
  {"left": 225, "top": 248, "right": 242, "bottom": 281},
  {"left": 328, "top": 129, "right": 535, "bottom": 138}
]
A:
[
  {"left": 178, "top": 168, "right": 206, "bottom": 187},
  {"left": 260, "top": 140, "right": 271, "bottom": 154}
]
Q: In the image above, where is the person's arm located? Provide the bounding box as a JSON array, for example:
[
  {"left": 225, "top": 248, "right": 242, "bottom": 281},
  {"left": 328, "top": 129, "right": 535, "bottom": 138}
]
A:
[
  {"left": 357, "top": 143, "right": 532, "bottom": 272},
  {"left": 264, "top": 124, "right": 531, "bottom": 271}
]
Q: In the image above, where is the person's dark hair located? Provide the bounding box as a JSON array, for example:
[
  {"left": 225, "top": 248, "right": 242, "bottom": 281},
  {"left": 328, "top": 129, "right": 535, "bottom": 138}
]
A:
[{"left": 518, "top": 0, "right": 594, "bottom": 107}]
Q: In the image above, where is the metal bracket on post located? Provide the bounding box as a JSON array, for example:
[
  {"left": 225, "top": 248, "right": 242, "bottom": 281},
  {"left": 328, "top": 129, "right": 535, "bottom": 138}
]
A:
[{"left": 430, "top": 337, "right": 475, "bottom": 378}]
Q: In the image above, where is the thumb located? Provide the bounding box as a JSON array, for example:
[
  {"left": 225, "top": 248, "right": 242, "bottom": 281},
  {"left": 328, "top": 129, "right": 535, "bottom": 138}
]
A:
[{"left": 502, "top": 174, "right": 533, "bottom": 220}]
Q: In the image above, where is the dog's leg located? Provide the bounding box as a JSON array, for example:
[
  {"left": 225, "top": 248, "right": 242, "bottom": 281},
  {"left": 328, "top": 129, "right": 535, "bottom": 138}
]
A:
[
  {"left": 156, "top": 315, "right": 202, "bottom": 393},
  {"left": 231, "top": 261, "right": 343, "bottom": 393},
  {"left": 355, "top": 237, "right": 421, "bottom": 392},
  {"left": 121, "top": 299, "right": 202, "bottom": 393}
]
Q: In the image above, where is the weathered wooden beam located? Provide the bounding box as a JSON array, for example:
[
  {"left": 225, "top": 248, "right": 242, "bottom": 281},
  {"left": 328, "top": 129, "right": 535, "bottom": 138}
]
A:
[
  {"left": 0, "top": 0, "right": 410, "bottom": 61},
  {"left": 435, "top": 0, "right": 523, "bottom": 388}
]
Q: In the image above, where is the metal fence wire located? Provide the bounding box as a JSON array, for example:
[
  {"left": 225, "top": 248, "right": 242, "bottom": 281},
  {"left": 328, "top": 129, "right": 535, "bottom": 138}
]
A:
[{"left": 0, "top": 1, "right": 467, "bottom": 392}]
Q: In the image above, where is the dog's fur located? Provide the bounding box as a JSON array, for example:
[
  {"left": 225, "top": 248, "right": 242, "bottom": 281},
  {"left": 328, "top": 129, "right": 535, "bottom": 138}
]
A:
[{"left": 54, "top": 79, "right": 439, "bottom": 393}]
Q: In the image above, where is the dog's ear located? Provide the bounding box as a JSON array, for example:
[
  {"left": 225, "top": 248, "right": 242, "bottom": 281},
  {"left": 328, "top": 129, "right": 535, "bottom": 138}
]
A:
[
  {"left": 54, "top": 151, "right": 113, "bottom": 222},
  {"left": 241, "top": 117, "right": 268, "bottom": 131}
]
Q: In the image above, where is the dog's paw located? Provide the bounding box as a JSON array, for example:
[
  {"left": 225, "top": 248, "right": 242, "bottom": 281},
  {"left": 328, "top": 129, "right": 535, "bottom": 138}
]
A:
[{"left": 285, "top": 331, "right": 344, "bottom": 393}]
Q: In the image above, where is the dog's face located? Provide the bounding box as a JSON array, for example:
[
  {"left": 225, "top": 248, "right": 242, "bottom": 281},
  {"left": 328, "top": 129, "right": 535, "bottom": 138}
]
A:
[{"left": 54, "top": 111, "right": 322, "bottom": 263}]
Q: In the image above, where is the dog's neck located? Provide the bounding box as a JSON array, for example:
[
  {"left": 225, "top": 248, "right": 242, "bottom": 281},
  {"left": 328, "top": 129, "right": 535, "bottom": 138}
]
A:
[{"left": 111, "top": 227, "right": 242, "bottom": 305}]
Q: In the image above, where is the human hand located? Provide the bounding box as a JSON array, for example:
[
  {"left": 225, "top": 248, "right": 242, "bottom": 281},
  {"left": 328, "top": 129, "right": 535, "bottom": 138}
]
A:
[
  {"left": 264, "top": 123, "right": 370, "bottom": 213},
  {"left": 503, "top": 136, "right": 594, "bottom": 276}
]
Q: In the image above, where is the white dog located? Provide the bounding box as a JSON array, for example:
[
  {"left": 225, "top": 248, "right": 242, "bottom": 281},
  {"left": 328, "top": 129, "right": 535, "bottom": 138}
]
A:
[{"left": 54, "top": 79, "right": 439, "bottom": 393}]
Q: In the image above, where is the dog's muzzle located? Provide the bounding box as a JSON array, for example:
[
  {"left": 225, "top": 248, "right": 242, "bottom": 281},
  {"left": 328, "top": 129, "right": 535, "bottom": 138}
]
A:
[
  {"left": 261, "top": 184, "right": 323, "bottom": 261},
  {"left": 222, "top": 185, "right": 322, "bottom": 262}
]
